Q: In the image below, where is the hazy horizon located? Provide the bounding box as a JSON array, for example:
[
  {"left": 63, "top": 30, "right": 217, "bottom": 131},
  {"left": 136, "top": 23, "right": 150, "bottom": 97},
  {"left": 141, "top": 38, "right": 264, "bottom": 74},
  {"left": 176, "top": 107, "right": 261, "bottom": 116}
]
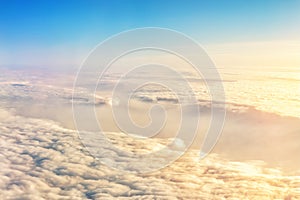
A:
[{"left": 0, "top": 0, "right": 300, "bottom": 199}]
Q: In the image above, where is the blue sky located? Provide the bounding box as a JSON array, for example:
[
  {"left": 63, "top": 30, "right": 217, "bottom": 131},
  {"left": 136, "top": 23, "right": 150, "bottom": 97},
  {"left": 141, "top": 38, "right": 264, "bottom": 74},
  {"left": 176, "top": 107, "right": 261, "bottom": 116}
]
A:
[{"left": 0, "top": 0, "right": 299, "bottom": 67}]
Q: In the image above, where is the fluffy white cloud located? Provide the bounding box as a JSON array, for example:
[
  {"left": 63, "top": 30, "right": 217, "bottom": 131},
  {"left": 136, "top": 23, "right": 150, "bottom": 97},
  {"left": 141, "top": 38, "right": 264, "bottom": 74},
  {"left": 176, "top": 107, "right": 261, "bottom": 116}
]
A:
[
  {"left": 0, "top": 108, "right": 300, "bottom": 199},
  {"left": 1, "top": 69, "right": 300, "bottom": 199}
]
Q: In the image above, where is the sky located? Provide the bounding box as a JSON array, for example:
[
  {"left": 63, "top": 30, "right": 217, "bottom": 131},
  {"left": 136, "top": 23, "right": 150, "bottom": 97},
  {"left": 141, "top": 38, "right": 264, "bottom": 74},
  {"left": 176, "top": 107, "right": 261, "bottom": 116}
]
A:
[{"left": 0, "top": 0, "right": 299, "bottom": 68}]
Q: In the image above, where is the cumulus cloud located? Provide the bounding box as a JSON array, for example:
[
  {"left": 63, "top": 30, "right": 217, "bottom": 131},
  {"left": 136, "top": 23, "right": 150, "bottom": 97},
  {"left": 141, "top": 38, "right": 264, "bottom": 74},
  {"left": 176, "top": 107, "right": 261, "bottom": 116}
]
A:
[
  {"left": 1, "top": 69, "right": 300, "bottom": 199},
  {"left": 0, "top": 109, "right": 300, "bottom": 199}
]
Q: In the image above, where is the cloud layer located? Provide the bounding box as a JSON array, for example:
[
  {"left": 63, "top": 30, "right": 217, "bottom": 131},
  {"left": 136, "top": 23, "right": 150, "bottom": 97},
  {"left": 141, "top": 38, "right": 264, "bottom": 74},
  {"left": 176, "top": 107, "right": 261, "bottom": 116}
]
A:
[{"left": 0, "top": 108, "right": 300, "bottom": 199}]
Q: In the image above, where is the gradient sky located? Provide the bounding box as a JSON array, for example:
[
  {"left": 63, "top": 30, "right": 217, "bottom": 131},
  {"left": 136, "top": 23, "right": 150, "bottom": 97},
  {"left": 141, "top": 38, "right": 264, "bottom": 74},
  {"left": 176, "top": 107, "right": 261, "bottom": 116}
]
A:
[{"left": 0, "top": 0, "right": 299, "bottom": 68}]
